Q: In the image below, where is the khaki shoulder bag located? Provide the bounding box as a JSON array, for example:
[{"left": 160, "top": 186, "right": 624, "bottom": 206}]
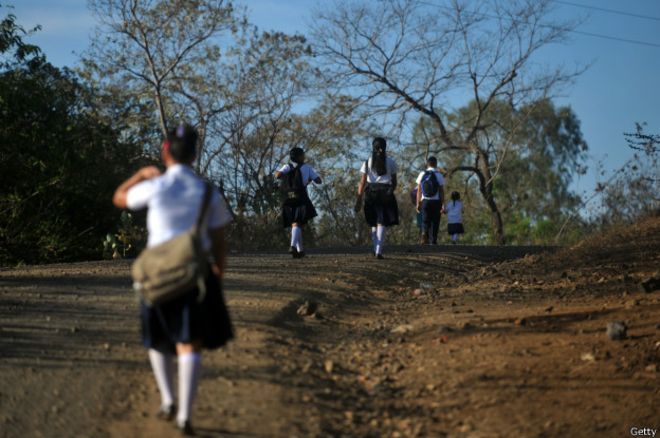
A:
[{"left": 131, "top": 183, "right": 213, "bottom": 307}]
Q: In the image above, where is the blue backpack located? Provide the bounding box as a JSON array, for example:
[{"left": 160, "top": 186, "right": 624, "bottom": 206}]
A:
[{"left": 420, "top": 170, "right": 440, "bottom": 197}]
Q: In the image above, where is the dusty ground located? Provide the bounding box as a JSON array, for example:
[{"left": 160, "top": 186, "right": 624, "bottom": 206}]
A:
[{"left": 1, "top": 217, "right": 659, "bottom": 438}]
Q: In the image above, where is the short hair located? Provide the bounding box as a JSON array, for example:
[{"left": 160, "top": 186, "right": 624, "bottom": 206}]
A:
[
  {"left": 290, "top": 147, "right": 305, "bottom": 163},
  {"left": 166, "top": 123, "right": 198, "bottom": 163},
  {"left": 427, "top": 156, "right": 437, "bottom": 166}
]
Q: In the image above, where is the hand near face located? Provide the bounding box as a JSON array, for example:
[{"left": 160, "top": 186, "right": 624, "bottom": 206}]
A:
[{"left": 139, "top": 166, "right": 161, "bottom": 180}]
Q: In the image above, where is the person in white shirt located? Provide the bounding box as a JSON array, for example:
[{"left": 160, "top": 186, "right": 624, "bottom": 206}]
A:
[
  {"left": 113, "top": 123, "right": 233, "bottom": 435},
  {"left": 275, "top": 147, "right": 322, "bottom": 258},
  {"left": 356, "top": 137, "right": 399, "bottom": 259},
  {"left": 415, "top": 156, "right": 445, "bottom": 245},
  {"left": 444, "top": 191, "right": 465, "bottom": 244}
]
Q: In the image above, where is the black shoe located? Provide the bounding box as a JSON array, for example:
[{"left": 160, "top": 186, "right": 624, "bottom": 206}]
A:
[
  {"left": 376, "top": 254, "right": 384, "bottom": 260},
  {"left": 177, "top": 420, "right": 195, "bottom": 436},
  {"left": 289, "top": 246, "right": 299, "bottom": 258},
  {"left": 156, "top": 404, "right": 176, "bottom": 421},
  {"left": 297, "top": 251, "right": 306, "bottom": 258}
]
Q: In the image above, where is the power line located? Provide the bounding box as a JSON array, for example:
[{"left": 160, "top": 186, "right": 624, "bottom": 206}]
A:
[
  {"left": 569, "top": 28, "right": 660, "bottom": 49},
  {"left": 418, "top": 1, "right": 660, "bottom": 50},
  {"left": 551, "top": 0, "right": 660, "bottom": 23}
]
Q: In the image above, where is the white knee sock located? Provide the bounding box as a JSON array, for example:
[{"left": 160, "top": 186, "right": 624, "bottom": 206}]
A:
[
  {"left": 177, "top": 352, "right": 201, "bottom": 424},
  {"left": 292, "top": 227, "right": 303, "bottom": 252},
  {"left": 371, "top": 227, "right": 377, "bottom": 252},
  {"left": 148, "top": 349, "right": 175, "bottom": 408},
  {"left": 290, "top": 227, "right": 297, "bottom": 247},
  {"left": 375, "top": 225, "right": 386, "bottom": 255},
  {"left": 452, "top": 233, "right": 458, "bottom": 242}
]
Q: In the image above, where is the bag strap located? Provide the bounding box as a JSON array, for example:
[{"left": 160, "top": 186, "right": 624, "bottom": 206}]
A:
[{"left": 193, "top": 183, "right": 213, "bottom": 236}]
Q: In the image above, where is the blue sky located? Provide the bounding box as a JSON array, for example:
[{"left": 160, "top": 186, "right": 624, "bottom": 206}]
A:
[{"left": 9, "top": 0, "right": 660, "bottom": 211}]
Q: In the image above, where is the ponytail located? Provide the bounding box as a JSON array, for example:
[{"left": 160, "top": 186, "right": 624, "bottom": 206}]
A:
[{"left": 371, "top": 137, "right": 387, "bottom": 176}]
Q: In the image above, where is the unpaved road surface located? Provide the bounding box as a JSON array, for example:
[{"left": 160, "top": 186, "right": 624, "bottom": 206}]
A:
[{"left": 1, "top": 218, "right": 659, "bottom": 437}]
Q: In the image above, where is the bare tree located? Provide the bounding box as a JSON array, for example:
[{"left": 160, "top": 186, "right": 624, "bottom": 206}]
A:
[
  {"left": 312, "top": 0, "right": 582, "bottom": 244},
  {"left": 83, "top": 0, "right": 315, "bottom": 225},
  {"left": 86, "top": 0, "right": 236, "bottom": 138}
]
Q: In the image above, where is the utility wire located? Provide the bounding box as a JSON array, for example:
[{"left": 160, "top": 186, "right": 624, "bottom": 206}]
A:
[
  {"left": 568, "top": 29, "right": 660, "bottom": 49},
  {"left": 419, "top": 0, "right": 660, "bottom": 49},
  {"left": 551, "top": 0, "right": 660, "bottom": 23}
]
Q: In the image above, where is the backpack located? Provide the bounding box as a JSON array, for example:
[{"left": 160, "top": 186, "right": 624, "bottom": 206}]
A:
[
  {"left": 132, "top": 183, "right": 212, "bottom": 307},
  {"left": 420, "top": 170, "right": 440, "bottom": 197},
  {"left": 280, "top": 163, "right": 305, "bottom": 205}
]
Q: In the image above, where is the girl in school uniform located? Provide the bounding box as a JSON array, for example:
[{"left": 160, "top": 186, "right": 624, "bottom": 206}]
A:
[
  {"left": 113, "top": 124, "right": 233, "bottom": 436},
  {"left": 357, "top": 137, "right": 399, "bottom": 259},
  {"left": 444, "top": 191, "right": 465, "bottom": 244},
  {"left": 275, "top": 147, "right": 322, "bottom": 258}
]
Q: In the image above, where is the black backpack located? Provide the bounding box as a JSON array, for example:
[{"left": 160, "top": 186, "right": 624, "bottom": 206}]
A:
[
  {"left": 420, "top": 170, "right": 440, "bottom": 197},
  {"left": 280, "top": 163, "right": 305, "bottom": 204}
]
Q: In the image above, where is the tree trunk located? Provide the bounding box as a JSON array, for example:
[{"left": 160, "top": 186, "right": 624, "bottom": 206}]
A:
[
  {"left": 153, "top": 84, "right": 168, "bottom": 138},
  {"left": 476, "top": 151, "right": 505, "bottom": 245}
]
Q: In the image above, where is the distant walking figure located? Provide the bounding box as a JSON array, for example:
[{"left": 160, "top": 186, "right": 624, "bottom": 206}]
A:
[
  {"left": 113, "top": 124, "right": 233, "bottom": 435},
  {"left": 410, "top": 186, "right": 423, "bottom": 239},
  {"left": 415, "top": 156, "right": 445, "bottom": 245},
  {"left": 445, "top": 191, "right": 465, "bottom": 244},
  {"left": 357, "top": 137, "right": 399, "bottom": 259},
  {"left": 275, "top": 147, "right": 322, "bottom": 258}
]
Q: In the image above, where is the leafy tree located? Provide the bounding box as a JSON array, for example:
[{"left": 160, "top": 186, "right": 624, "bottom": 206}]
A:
[
  {"left": 400, "top": 98, "right": 588, "bottom": 244},
  {"left": 0, "top": 9, "right": 144, "bottom": 264}
]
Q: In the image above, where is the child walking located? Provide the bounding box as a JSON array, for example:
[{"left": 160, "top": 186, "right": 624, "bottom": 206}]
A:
[
  {"left": 113, "top": 123, "right": 233, "bottom": 435},
  {"left": 445, "top": 191, "right": 464, "bottom": 244},
  {"left": 276, "top": 147, "right": 322, "bottom": 258},
  {"left": 415, "top": 156, "right": 445, "bottom": 245},
  {"left": 356, "top": 137, "right": 399, "bottom": 259}
]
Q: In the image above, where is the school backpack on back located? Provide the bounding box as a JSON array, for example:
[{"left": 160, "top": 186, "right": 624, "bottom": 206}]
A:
[
  {"left": 420, "top": 170, "right": 440, "bottom": 197},
  {"left": 280, "top": 163, "right": 305, "bottom": 204}
]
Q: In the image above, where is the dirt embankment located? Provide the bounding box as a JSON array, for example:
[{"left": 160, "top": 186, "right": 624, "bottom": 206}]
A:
[{"left": 1, "top": 217, "right": 659, "bottom": 437}]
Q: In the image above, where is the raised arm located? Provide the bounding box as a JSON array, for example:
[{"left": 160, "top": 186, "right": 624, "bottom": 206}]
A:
[{"left": 112, "top": 166, "right": 161, "bottom": 209}]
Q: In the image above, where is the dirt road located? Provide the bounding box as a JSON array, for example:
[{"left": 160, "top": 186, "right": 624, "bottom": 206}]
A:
[{"left": 1, "top": 219, "right": 659, "bottom": 437}]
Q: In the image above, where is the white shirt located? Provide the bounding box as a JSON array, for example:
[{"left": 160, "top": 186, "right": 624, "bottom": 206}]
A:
[
  {"left": 360, "top": 156, "right": 397, "bottom": 184},
  {"left": 445, "top": 200, "right": 463, "bottom": 224},
  {"left": 277, "top": 163, "right": 319, "bottom": 186},
  {"left": 415, "top": 168, "right": 445, "bottom": 201},
  {"left": 126, "top": 164, "right": 232, "bottom": 250}
]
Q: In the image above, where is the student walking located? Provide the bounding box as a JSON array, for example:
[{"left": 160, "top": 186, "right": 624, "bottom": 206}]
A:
[
  {"left": 357, "top": 137, "right": 399, "bottom": 259},
  {"left": 113, "top": 124, "right": 233, "bottom": 435},
  {"left": 276, "top": 147, "right": 322, "bottom": 258},
  {"left": 445, "top": 191, "right": 465, "bottom": 244},
  {"left": 415, "top": 156, "right": 445, "bottom": 245}
]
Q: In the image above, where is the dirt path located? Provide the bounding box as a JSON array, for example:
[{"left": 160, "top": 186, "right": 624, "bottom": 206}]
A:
[{"left": 1, "top": 231, "right": 659, "bottom": 437}]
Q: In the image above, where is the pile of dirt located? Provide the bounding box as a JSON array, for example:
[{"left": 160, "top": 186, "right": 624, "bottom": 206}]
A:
[{"left": 460, "top": 216, "right": 660, "bottom": 300}]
